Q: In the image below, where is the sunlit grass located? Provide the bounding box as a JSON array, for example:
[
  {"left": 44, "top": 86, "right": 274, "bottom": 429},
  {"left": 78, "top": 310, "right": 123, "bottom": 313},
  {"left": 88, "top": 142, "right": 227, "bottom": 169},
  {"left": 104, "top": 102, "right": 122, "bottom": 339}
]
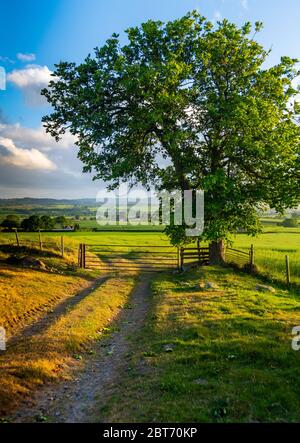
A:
[
  {"left": 0, "top": 275, "right": 136, "bottom": 417},
  {"left": 233, "top": 229, "right": 300, "bottom": 285},
  {"left": 1, "top": 227, "right": 300, "bottom": 284},
  {"left": 0, "top": 266, "right": 92, "bottom": 337},
  {"left": 0, "top": 231, "right": 171, "bottom": 247},
  {"left": 100, "top": 266, "right": 300, "bottom": 423}
]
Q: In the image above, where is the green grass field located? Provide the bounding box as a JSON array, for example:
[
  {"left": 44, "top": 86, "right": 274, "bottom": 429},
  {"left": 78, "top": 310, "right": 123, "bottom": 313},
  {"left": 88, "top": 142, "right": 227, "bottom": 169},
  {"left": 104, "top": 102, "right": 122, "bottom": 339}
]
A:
[
  {"left": 1, "top": 224, "right": 300, "bottom": 421},
  {"left": 99, "top": 266, "right": 300, "bottom": 423},
  {"left": 0, "top": 231, "right": 171, "bottom": 250},
  {"left": 1, "top": 224, "right": 300, "bottom": 286},
  {"left": 232, "top": 228, "right": 300, "bottom": 286}
]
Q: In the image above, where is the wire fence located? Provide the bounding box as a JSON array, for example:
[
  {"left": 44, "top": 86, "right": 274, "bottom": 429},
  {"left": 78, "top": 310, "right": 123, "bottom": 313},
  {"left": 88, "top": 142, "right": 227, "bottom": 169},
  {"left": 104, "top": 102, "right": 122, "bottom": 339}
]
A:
[
  {"left": 225, "top": 247, "right": 252, "bottom": 267},
  {"left": 0, "top": 231, "right": 296, "bottom": 286},
  {"left": 0, "top": 230, "right": 66, "bottom": 257}
]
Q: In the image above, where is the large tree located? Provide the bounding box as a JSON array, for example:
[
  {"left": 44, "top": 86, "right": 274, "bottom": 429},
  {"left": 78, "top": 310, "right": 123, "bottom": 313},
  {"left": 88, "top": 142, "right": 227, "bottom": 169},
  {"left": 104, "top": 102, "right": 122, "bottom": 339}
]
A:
[
  {"left": 42, "top": 11, "right": 300, "bottom": 262},
  {"left": 21, "top": 215, "right": 41, "bottom": 232},
  {"left": 40, "top": 215, "right": 55, "bottom": 230},
  {"left": 1, "top": 215, "right": 20, "bottom": 231}
]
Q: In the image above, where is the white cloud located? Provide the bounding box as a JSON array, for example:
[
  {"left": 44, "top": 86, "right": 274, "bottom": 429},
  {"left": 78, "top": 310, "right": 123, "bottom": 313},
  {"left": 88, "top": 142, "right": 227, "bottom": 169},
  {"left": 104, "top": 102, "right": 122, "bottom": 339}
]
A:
[
  {"left": 17, "top": 53, "right": 36, "bottom": 62},
  {"left": 241, "top": 0, "right": 248, "bottom": 10},
  {"left": 7, "top": 64, "right": 52, "bottom": 88},
  {"left": 7, "top": 64, "right": 54, "bottom": 105},
  {"left": 0, "top": 136, "right": 57, "bottom": 170},
  {"left": 0, "top": 123, "right": 77, "bottom": 151}
]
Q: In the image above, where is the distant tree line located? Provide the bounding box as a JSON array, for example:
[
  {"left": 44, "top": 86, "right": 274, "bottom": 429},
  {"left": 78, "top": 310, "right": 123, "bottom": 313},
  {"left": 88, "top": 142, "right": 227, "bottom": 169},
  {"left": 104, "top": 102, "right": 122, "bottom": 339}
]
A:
[
  {"left": 0, "top": 207, "right": 96, "bottom": 217},
  {"left": 0, "top": 215, "right": 80, "bottom": 232},
  {"left": 279, "top": 218, "right": 299, "bottom": 228}
]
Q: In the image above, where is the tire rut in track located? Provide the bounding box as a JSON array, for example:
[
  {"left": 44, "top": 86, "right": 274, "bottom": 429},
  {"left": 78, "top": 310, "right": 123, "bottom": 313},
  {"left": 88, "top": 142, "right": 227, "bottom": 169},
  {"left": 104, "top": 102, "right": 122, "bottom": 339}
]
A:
[{"left": 13, "top": 273, "right": 152, "bottom": 423}]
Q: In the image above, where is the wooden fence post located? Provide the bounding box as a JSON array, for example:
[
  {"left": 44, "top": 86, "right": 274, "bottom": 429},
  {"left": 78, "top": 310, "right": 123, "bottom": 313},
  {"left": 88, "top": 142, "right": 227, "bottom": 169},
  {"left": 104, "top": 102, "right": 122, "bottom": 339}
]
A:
[
  {"left": 14, "top": 228, "right": 20, "bottom": 247},
  {"left": 78, "top": 244, "right": 82, "bottom": 268},
  {"left": 180, "top": 247, "right": 184, "bottom": 271},
  {"left": 61, "top": 236, "right": 64, "bottom": 258},
  {"left": 38, "top": 230, "right": 43, "bottom": 251},
  {"left": 83, "top": 244, "right": 86, "bottom": 269},
  {"left": 250, "top": 244, "right": 254, "bottom": 267},
  {"left": 285, "top": 255, "right": 290, "bottom": 286},
  {"left": 197, "top": 239, "right": 201, "bottom": 264}
]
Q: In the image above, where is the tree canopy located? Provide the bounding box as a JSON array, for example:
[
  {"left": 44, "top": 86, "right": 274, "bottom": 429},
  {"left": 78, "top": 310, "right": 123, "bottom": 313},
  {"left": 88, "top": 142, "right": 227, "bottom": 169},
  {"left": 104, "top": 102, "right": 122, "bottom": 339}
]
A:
[
  {"left": 21, "top": 215, "right": 41, "bottom": 232},
  {"left": 21, "top": 215, "right": 55, "bottom": 231},
  {"left": 42, "top": 11, "right": 300, "bottom": 259},
  {"left": 40, "top": 215, "right": 55, "bottom": 230},
  {"left": 55, "top": 216, "right": 67, "bottom": 227},
  {"left": 1, "top": 215, "right": 20, "bottom": 230}
]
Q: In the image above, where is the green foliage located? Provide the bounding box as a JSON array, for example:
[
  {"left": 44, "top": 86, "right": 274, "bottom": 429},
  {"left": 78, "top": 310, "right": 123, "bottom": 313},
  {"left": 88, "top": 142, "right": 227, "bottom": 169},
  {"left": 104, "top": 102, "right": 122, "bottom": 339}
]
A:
[
  {"left": 40, "top": 215, "right": 55, "bottom": 230},
  {"left": 21, "top": 215, "right": 55, "bottom": 231},
  {"left": 55, "top": 216, "right": 67, "bottom": 227},
  {"left": 73, "top": 223, "right": 80, "bottom": 231},
  {"left": 1, "top": 215, "right": 20, "bottom": 230},
  {"left": 42, "top": 11, "right": 300, "bottom": 248},
  {"left": 281, "top": 218, "right": 299, "bottom": 227},
  {"left": 21, "top": 215, "right": 41, "bottom": 232}
]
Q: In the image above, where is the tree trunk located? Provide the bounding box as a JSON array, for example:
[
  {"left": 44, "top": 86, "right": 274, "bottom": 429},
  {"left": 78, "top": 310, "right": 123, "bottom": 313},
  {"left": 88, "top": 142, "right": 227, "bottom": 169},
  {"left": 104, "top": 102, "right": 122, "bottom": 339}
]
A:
[{"left": 209, "top": 240, "right": 225, "bottom": 264}]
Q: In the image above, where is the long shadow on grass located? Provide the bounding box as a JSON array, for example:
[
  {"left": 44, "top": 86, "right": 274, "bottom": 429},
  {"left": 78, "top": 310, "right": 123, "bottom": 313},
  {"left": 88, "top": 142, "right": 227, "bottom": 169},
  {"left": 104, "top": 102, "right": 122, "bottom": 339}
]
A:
[
  {"left": 0, "top": 268, "right": 15, "bottom": 279},
  {"left": 227, "top": 262, "right": 300, "bottom": 295},
  {"left": 129, "top": 268, "right": 300, "bottom": 422},
  {"left": 7, "top": 276, "right": 109, "bottom": 345},
  {"left": 0, "top": 244, "right": 61, "bottom": 259},
  {"left": 0, "top": 272, "right": 147, "bottom": 419}
]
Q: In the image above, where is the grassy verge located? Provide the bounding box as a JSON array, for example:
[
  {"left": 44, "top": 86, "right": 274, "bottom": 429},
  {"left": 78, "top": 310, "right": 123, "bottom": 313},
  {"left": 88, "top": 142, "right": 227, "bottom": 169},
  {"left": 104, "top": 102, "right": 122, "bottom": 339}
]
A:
[
  {"left": 100, "top": 266, "right": 300, "bottom": 423},
  {"left": 0, "top": 275, "right": 136, "bottom": 417},
  {"left": 0, "top": 245, "right": 99, "bottom": 338},
  {"left": 0, "top": 266, "right": 91, "bottom": 337}
]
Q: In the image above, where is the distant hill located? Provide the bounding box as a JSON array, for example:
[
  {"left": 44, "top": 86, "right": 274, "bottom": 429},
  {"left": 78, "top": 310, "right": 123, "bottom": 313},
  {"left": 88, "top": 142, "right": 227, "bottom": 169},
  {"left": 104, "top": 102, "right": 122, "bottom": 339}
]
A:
[{"left": 0, "top": 198, "right": 97, "bottom": 207}]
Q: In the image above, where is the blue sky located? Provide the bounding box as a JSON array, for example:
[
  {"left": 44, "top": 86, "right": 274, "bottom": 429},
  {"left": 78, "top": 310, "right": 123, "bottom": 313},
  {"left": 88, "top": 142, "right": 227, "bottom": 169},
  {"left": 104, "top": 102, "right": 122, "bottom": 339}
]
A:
[{"left": 0, "top": 0, "right": 300, "bottom": 198}]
